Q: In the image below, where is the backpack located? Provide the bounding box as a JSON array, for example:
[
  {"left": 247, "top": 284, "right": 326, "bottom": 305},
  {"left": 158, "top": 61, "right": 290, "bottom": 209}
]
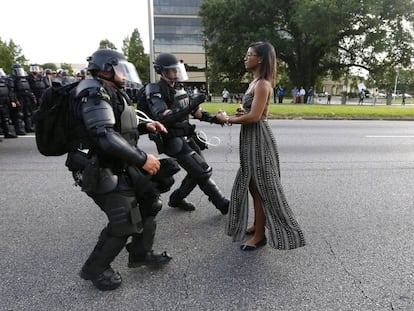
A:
[{"left": 34, "top": 81, "right": 80, "bottom": 156}]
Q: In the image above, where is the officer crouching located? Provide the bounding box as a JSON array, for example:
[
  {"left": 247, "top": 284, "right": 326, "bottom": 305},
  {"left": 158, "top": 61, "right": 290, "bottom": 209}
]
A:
[{"left": 65, "top": 49, "right": 180, "bottom": 291}]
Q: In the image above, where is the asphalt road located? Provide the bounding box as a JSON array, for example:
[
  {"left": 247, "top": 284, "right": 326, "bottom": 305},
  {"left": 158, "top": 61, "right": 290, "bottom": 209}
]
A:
[{"left": 1, "top": 120, "right": 414, "bottom": 311}]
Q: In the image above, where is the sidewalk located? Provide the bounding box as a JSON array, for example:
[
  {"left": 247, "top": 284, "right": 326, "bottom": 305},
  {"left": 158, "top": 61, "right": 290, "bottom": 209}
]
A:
[{"left": 309, "top": 95, "right": 410, "bottom": 106}]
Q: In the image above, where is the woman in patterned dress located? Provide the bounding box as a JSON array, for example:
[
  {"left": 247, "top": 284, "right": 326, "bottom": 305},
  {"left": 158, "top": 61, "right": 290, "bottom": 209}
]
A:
[{"left": 216, "top": 42, "right": 305, "bottom": 251}]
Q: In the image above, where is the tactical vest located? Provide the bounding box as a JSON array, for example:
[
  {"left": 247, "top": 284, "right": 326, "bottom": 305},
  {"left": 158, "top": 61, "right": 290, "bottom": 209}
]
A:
[
  {"left": 0, "top": 81, "right": 9, "bottom": 98},
  {"left": 14, "top": 77, "right": 31, "bottom": 93},
  {"left": 171, "top": 87, "right": 190, "bottom": 123}
]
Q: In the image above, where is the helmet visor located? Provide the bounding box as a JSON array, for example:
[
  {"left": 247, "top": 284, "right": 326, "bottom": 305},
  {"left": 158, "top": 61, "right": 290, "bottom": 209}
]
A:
[
  {"left": 14, "top": 68, "right": 26, "bottom": 77},
  {"left": 163, "top": 61, "right": 188, "bottom": 82},
  {"left": 113, "top": 61, "right": 142, "bottom": 85},
  {"left": 29, "top": 65, "right": 40, "bottom": 72}
]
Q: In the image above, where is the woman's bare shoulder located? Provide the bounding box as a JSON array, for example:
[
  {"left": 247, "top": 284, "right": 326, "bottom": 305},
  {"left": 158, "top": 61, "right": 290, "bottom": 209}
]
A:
[{"left": 254, "top": 79, "right": 273, "bottom": 92}]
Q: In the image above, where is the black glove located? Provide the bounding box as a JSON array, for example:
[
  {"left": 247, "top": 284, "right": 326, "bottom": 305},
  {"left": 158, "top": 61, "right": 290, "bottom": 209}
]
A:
[{"left": 189, "top": 94, "right": 206, "bottom": 113}]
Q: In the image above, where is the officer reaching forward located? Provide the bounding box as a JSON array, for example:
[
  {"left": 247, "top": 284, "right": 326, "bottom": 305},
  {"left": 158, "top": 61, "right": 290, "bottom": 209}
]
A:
[
  {"left": 144, "top": 53, "right": 229, "bottom": 214},
  {"left": 65, "top": 49, "right": 179, "bottom": 291}
]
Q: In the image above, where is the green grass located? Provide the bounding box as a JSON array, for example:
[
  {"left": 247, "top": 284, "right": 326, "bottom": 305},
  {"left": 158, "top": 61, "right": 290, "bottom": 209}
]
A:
[{"left": 200, "top": 103, "right": 414, "bottom": 120}]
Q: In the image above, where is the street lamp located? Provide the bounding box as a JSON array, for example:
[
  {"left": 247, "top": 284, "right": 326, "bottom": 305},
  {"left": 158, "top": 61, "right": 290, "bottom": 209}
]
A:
[
  {"left": 147, "top": 0, "right": 156, "bottom": 83},
  {"left": 393, "top": 68, "right": 399, "bottom": 100},
  {"left": 204, "top": 38, "right": 209, "bottom": 100}
]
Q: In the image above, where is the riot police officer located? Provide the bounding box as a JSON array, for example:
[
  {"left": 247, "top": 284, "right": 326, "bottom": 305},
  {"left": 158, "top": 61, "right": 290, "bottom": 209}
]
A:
[
  {"left": 27, "top": 64, "right": 48, "bottom": 104},
  {"left": 0, "top": 68, "right": 18, "bottom": 138},
  {"left": 10, "top": 64, "right": 37, "bottom": 133},
  {"left": 65, "top": 49, "right": 177, "bottom": 291},
  {"left": 44, "top": 68, "right": 53, "bottom": 87},
  {"left": 144, "top": 53, "right": 229, "bottom": 214}
]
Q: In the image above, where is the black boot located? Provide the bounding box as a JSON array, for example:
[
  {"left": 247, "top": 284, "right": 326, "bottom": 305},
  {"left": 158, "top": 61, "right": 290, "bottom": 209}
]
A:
[
  {"left": 80, "top": 227, "right": 127, "bottom": 291},
  {"left": 80, "top": 267, "right": 122, "bottom": 291},
  {"left": 199, "top": 178, "right": 229, "bottom": 215},
  {"left": 14, "top": 120, "right": 26, "bottom": 136},
  {"left": 24, "top": 117, "right": 34, "bottom": 133},
  {"left": 128, "top": 251, "right": 172, "bottom": 268},
  {"left": 4, "top": 132, "right": 17, "bottom": 138},
  {"left": 168, "top": 197, "right": 195, "bottom": 211},
  {"left": 1, "top": 117, "right": 18, "bottom": 138},
  {"left": 168, "top": 175, "right": 197, "bottom": 211},
  {"left": 127, "top": 217, "right": 172, "bottom": 268}
]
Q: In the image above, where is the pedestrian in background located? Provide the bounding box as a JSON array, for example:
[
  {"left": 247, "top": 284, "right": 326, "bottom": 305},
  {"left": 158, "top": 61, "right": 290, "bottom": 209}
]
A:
[
  {"left": 306, "top": 86, "right": 315, "bottom": 104},
  {"left": 222, "top": 88, "right": 230, "bottom": 103},
  {"left": 372, "top": 88, "right": 379, "bottom": 106},
  {"left": 277, "top": 85, "right": 285, "bottom": 104}
]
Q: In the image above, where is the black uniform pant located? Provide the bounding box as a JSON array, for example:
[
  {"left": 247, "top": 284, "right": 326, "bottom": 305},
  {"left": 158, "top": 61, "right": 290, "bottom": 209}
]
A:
[
  {"left": 166, "top": 137, "right": 228, "bottom": 209},
  {"left": 82, "top": 174, "right": 157, "bottom": 276},
  {"left": 16, "top": 94, "right": 34, "bottom": 131},
  {"left": 0, "top": 101, "right": 13, "bottom": 134}
]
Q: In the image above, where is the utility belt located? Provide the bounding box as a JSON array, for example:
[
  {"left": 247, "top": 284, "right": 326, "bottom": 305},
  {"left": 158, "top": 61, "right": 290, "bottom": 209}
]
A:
[
  {"left": 66, "top": 151, "right": 119, "bottom": 194},
  {"left": 151, "top": 122, "right": 196, "bottom": 154},
  {"left": 166, "top": 122, "right": 195, "bottom": 138},
  {"left": 66, "top": 150, "right": 152, "bottom": 197}
]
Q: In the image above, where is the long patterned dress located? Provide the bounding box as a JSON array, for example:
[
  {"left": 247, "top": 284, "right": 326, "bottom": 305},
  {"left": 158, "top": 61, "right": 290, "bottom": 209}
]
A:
[{"left": 225, "top": 82, "right": 306, "bottom": 250}]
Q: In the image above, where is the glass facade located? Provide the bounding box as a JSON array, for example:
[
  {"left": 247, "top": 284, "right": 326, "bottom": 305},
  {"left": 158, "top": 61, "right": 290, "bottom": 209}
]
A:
[
  {"left": 154, "top": 17, "right": 204, "bottom": 53},
  {"left": 154, "top": 0, "right": 202, "bottom": 15},
  {"left": 153, "top": 0, "right": 206, "bottom": 79}
]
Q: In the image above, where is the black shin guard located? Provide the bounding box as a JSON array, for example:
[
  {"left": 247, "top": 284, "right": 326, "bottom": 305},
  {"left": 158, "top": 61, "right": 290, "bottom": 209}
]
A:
[
  {"left": 83, "top": 227, "right": 127, "bottom": 276},
  {"left": 199, "top": 178, "right": 229, "bottom": 214}
]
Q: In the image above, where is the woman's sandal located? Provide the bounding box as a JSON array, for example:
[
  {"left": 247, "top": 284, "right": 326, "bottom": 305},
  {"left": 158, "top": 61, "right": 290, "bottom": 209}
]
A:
[{"left": 240, "top": 236, "right": 267, "bottom": 251}]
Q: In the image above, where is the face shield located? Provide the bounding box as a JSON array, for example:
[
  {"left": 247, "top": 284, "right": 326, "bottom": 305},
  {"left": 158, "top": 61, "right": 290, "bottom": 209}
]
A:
[
  {"left": 29, "top": 65, "right": 40, "bottom": 73},
  {"left": 113, "top": 61, "right": 142, "bottom": 86},
  {"left": 14, "top": 67, "right": 26, "bottom": 77},
  {"left": 163, "top": 61, "right": 188, "bottom": 82}
]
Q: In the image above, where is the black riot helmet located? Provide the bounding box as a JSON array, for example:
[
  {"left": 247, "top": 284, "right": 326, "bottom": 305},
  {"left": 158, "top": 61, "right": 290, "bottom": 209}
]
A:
[
  {"left": 86, "top": 49, "right": 141, "bottom": 88},
  {"left": 153, "top": 53, "right": 188, "bottom": 82},
  {"left": 12, "top": 63, "right": 26, "bottom": 77}
]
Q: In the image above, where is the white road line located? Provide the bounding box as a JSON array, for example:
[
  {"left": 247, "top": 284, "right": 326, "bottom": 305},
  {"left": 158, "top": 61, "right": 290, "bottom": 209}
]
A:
[
  {"left": 366, "top": 135, "right": 414, "bottom": 138},
  {"left": 2, "top": 135, "right": 36, "bottom": 138}
]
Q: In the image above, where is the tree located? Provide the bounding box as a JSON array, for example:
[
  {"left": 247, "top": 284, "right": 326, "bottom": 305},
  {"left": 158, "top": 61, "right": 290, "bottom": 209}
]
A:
[
  {"left": 60, "top": 63, "right": 74, "bottom": 75},
  {"left": 99, "top": 40, "right": 117, "bottom": 50},
  {"left": 42, "top": 63, "right": 58, "bottom": 71},
  {"left": 200, "top": 0, "right": 414, "bottom": 92},
  {"left": 0, "top": 37, "right": 27, "bottom": 74},
  {"left": 122, "top": 28, "right": 150, "bottom": 83}
]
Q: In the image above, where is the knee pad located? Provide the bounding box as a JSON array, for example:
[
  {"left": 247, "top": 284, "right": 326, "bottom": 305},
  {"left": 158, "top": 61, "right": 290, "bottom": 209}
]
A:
[
  {"left": 177, "top": 151, "right": 212, "bottom": 179},
  {"left": 102, "top": 193, "right": 143, "bottom": 237},
  {"left": 140, "top": 196, "right": 163, "bottom": 218}
]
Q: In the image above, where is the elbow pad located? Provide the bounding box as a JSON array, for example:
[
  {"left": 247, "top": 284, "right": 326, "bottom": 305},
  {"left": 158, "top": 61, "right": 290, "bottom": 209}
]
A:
[
  {"left": 79, "top": 79, "right": 115, "bottom": 131},
  {"left": 82, "top": 97, "right": 115, "bottom": 131},
  {"left": 146, "top": 83, "right": 168, "bottom": 121},
  {"left": 97, "top": 130, "right": 147, "bottom": 167}
]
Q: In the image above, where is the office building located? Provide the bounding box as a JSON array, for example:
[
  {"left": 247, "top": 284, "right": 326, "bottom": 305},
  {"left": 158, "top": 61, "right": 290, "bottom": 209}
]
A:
[{"left": 153, "top": 0, "right": 206, "bottom": 85}]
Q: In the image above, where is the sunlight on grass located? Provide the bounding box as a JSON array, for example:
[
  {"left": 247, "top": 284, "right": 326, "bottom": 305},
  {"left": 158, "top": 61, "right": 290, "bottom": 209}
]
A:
[{"left": 201, "top": 103, "right": 414, "bottom": 120}]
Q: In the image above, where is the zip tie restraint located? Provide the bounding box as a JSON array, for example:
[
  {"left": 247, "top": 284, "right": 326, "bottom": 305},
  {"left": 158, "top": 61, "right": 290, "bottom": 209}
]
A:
[
  {"left": 136, "top": 109, "right": 155, "bottom": 123},
  {"left": 196, "top": 130, "right": 221, "bottom": 147}
]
